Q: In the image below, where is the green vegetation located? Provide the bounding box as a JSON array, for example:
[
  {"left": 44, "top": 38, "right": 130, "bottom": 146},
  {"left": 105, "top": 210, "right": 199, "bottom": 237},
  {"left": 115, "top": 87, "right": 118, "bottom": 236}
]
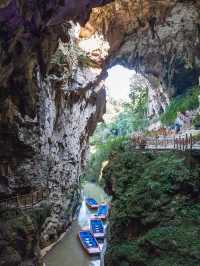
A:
[
  {"left": 84, "top": 136, "right": 127, "bottom": 182},
  {"left": 193, "top": 132, "right": 200, "bottom": 142},
  {"left": 102, "top": 144, "right": 200, "bottom": 266},
  {"left": 84, "top": 108, "right": 147, "bottom": 182},
  {"left": 0, "top": 213, "right": 40, "bottom": 265},
  {"left": 51, "top": 49, "right": 66, "bottom": 65},
  {"left": 51, "top": 43, "right": 98, "bottom": 69},
  {"left": 161, "top": 86, "right": 199, "bottom": 125},
  {"left": 78, "top": 54, "right": 98, "bottom": 68},
  {"left": 84, "top": 80, "right": 149, "bottom": 182}
]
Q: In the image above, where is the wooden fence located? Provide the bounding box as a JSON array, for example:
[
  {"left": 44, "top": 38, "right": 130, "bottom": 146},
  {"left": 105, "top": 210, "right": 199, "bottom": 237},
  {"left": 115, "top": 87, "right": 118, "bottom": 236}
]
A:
[
  {"left": 173, "top": 134, "right": 193, "bottom": 151},
  {"left": 131, "top": 133, "right": 193, "bottom": 151},
  {"left": 0, "top": 189, "right": 49, "bottom": 210},
  {"left": 0, "top": 185, "right": 75, "bottom": 212}
]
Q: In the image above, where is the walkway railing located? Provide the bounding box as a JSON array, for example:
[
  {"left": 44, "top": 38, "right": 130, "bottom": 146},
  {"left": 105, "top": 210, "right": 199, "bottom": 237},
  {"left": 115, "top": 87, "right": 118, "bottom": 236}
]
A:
[
  {"left": 0, "top": 189, "right": 49, "bottom": 210},
  {"left": 0, "top": 185, "right": 75, "bottom": 212},
  {"left": 131, "top": 133, "right": 194, "bottom": 151}
]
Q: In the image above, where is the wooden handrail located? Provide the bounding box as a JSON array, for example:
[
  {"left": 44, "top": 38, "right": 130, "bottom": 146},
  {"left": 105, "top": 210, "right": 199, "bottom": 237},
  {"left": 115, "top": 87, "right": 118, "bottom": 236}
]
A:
[
  {"left": 0, "top": 186, "right": 69, "bottom": 211},
  {"left": 0, "top": 189, "right": 49, "bottom": 210},
  {"left": 131, "top": 134, "right": 194, "bottom": 151}
]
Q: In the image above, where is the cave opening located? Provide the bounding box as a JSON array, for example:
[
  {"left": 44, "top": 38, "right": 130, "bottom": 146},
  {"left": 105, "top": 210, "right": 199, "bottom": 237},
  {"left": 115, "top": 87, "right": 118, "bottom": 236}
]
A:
[
  {"left": 84, "top": 63, "right": 152, "bottom": 183},
  {"left": 105, "top": 65, "right": 134, "bottom": 102},
  {"left": 102, "top": 63, "right": 151, "bottom": 135}
]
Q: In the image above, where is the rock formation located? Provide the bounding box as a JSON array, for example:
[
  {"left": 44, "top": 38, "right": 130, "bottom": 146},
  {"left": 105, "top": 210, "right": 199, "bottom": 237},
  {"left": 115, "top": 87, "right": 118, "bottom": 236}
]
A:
[{"left": 81, "top": 0, "right": 200, "bottom": 115}]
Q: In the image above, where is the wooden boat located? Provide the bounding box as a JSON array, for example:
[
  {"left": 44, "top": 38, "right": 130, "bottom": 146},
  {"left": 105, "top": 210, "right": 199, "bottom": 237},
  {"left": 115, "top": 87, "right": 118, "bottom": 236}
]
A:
[
  {"left": 90, "top": 218, "right": 105, "bottom": 238},
  {"left": 85, "top": 198, "right": 99, "bottom": 209},
  {"left": 78, "top": 230, "right": 101, "bottom": 255},
  {"left": 96, "top": 203, "right": 109, "bottom": 220}
]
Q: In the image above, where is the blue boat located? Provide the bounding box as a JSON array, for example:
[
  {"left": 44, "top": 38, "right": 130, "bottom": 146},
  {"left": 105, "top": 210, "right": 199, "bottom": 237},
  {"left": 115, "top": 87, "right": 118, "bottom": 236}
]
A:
[
  {"left": 96, "top": 203, "right": 109, "bottom": 220},
  {"left": 85, "top": 198, "right": 99, "bottom": 209},
  {"left": 90, "top": 218, "right": 105, "bottom": 238},
  {"left": 78, "top": 230, "right": 100, "bottom": 255}
]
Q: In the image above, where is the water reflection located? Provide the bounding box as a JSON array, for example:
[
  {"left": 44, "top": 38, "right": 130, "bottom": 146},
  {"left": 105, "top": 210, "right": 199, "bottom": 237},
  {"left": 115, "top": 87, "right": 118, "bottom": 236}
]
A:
[
  {"left": 78, "top": 199, "right": 90, "bottom": 228},
  {"left": 44, "top": 182, "right": 108, "bottom": 266}
]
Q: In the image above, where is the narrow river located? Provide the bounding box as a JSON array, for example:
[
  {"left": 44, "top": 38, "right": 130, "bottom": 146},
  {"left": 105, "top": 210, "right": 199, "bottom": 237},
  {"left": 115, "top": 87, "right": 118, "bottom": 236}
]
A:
[{"left": 44, "top": 182, "right": 109, "bottom": 266}]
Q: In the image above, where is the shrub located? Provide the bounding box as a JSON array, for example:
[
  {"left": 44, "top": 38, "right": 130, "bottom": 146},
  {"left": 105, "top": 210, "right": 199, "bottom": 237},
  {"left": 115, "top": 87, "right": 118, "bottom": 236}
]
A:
[
  {"left": 83, "top": 136, "right": 128, "bottom": 182},
  {"left": 193, "top": 132, "right": 200, "bottom": 142}
]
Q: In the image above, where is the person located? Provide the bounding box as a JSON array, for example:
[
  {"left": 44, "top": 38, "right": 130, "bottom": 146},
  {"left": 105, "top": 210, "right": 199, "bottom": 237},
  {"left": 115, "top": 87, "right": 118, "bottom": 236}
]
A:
[
  {"left": 184, "top": 111, "right": 192, "bottom": 129},
  {"left": 174, "top": 112, "right": 183, "bottom": 134},
  {"left": 175, "top": 123, "right": 181, "bottom": 133}
]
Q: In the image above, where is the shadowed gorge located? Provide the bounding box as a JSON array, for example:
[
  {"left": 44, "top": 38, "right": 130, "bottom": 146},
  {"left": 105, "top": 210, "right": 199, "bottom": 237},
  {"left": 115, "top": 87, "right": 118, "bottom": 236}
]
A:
[{"left": 0, "top": 0, "right": 200, "bottom": 265}]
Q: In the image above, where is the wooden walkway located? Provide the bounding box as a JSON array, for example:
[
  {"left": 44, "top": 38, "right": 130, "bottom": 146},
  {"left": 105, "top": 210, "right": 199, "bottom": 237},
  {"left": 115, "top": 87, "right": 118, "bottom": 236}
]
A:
[{"left": 0, "top": 189, "right": 49, "bottom": 210}]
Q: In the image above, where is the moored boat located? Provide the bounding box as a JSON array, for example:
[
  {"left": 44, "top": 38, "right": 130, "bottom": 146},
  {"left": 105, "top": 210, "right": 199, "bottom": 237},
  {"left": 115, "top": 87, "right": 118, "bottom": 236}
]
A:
[
  {"left": 96, "top": 203, "right": 109, "bottom": 220},
  {"left": 90, "top": 218, "right": 105, "bottom": 238},
  {"left": 78, "top": 230, "right": 101, "bottom": 255},
  {"left": 85, "top": 198, "right": 99, "bottom": 209}
]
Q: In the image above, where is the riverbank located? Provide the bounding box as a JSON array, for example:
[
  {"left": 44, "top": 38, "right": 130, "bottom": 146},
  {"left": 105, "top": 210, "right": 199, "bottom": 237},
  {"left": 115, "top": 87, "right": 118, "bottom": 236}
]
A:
[
  {"left": 41, "top": 204, "right": 81, "bottom": 259},
  {"left": 41, "top": 231, "right": 67, "bottom": 259}
]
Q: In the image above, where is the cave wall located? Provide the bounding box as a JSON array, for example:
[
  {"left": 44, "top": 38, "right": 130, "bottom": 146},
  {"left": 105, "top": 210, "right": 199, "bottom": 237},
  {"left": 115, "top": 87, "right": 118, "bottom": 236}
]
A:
[
  {"left": 39, "top": 31, "right": 107, "bottom": 243},
  {"left": 0, "top": 21, "right": 106, "bottom": 243},
  {"left": 114, "top": 1, "right": 200, "bottom": 96},
  {"left": 82, "top": 0, "right": 200, "bottom": 116},
  {"left": 0, "top": 1, "right": 111, "bottom": 264},
  {"left": 0, "top": 0, "right": 111, "bottom": 198}
]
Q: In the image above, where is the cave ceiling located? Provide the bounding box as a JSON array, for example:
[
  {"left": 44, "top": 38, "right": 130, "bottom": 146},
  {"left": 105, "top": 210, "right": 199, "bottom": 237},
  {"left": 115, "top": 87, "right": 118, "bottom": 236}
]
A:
[{"left": 80, "top": 0, "right": 200, "bottom": 96}]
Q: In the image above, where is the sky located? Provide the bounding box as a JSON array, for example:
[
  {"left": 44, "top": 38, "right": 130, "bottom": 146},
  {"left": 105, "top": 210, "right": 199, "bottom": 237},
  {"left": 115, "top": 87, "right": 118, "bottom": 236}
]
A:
[{"left": 105, "top": 65, "right": 135, "bottom": 101}]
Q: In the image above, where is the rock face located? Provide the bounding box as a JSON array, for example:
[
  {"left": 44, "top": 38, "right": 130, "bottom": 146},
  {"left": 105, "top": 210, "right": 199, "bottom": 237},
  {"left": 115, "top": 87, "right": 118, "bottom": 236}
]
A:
[
  {"left": 0, "top": 1, "right": 110, "bottom": 264},
  {"left": 82, "top": 0, "right": 200, "bottom": 114},
  {"left": 0, "top": 19, "right": 106, "bottom": 245},
  {"left": 39, "top": 29, "right": 107, "bottom": 244}
]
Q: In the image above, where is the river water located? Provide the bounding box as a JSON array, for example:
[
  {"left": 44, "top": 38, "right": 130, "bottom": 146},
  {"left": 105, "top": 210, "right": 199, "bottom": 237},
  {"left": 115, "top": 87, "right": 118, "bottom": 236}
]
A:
[{"left": 44, "top": 182, "right": 109, "bottom": 266}]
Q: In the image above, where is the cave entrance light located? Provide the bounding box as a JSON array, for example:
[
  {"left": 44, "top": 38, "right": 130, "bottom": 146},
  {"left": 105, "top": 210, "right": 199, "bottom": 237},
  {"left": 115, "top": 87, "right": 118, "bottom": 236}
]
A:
[
  {"left": 103, "top": 64, "right": 151, "bottom": 132},
  {"left": 105, "top": 65, "right": 135, "bottom": 102}
]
